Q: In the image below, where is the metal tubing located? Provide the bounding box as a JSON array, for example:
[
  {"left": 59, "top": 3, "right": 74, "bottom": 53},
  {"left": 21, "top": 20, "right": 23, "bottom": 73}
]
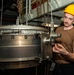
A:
[{"left": 1, "top": 0, "right": 3, "bottom": 25}]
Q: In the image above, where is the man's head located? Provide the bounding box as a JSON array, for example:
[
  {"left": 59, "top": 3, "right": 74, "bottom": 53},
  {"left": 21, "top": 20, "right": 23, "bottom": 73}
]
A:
[{"left": 63, "top": 4, "right": 74, "bottom": 27}]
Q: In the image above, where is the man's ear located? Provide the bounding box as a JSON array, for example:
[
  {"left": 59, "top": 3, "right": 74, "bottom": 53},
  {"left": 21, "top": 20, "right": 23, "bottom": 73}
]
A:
[
  {"left": 73, "top": 18, "right": 74, "bottom": 24},
  {"left": 73, "top": 21, "right": 74, "bottom": 25}
]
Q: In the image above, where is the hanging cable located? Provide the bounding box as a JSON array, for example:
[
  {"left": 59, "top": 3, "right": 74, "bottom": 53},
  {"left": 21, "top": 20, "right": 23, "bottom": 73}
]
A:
[
  {"left": 26, "top": 0, "right": 28, "bottom": 25},
  {"left": 48, "top": 0, "right": 54, "bottom": 34},
  {"left": 42, "top": 0, "right": 46, "bottom": 23},
  {"left": 36, "top": 0, "right": 42, "bottom": 17},
  {"left": 1, "top": 0, "right": 3, "bottom": 25},
  {"left": 42, "top": 0, "right": 47, "bottom": 29},
  {"left": 47, "top": 0, "right": 50, "bottom": 32},
  {"left": 42, "top": 0, "right": 50, "bottom": 31},
  {"left": 29, "top": 0, "right": 31, "bottom": 14}
]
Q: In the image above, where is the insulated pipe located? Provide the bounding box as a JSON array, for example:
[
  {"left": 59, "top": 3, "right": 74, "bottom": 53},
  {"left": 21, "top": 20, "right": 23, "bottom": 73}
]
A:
[
  {"left": 26, "top": 0, "right": 28, "bottom": 25},
  {"left": 29, "top": 0, "right": 31, "bottom": 14}
]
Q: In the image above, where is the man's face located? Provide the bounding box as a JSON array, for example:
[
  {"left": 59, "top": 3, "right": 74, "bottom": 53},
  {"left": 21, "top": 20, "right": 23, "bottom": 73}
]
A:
[{"left": 63, "top": 13, "right": 74, "bottom": 27}]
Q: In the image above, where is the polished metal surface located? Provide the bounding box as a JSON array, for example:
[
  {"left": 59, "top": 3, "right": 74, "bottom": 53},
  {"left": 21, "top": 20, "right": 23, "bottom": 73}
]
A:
[
  {"left": 0, "top": 25, "right": 48, "bottom": 30},
  {"left": 0, "top": 25, "right": 49, "bottom": 69},
  {"left": 0, "top": 25, "right": 48, "bottom": 36},
  {"left": 0, "top": 34, "right": 41, "bottom": 62},
  {"left": 0, "top": 60, "right": 39, "bottom": 69}
]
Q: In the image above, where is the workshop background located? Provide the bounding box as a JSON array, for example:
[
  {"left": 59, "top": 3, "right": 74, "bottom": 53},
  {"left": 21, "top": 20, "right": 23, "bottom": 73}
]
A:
[{"left": 0, "top": 0, "right": 74, "bottom": 75}]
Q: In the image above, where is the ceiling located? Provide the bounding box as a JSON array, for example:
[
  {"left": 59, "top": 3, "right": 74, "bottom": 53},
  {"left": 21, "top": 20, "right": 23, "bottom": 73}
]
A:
[
  {"left": 0, "top": 0, "right": 64, "bottom": 26},
  {"left": 0, "top": 0, "right": 73, "bottom": 26}
]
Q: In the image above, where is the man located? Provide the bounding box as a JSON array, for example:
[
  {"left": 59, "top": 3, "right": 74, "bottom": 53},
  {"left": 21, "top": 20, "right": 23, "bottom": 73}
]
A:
[{"left": 52, "top": 4, "right": 74, "bottom": 75}]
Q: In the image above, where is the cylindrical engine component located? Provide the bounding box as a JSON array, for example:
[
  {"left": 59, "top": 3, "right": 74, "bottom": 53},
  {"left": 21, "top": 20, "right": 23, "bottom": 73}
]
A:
[
  {"left": 0, "top": 34, "right": 41, "bottom": 62},
  {"left": 0, "top": 25, "right": 49, "bottom": 69}
]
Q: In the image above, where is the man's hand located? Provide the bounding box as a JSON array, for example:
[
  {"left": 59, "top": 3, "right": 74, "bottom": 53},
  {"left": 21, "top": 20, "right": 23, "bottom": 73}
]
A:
[{"left": 53, "top": 44, "right": 69, "bottom": 55}]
